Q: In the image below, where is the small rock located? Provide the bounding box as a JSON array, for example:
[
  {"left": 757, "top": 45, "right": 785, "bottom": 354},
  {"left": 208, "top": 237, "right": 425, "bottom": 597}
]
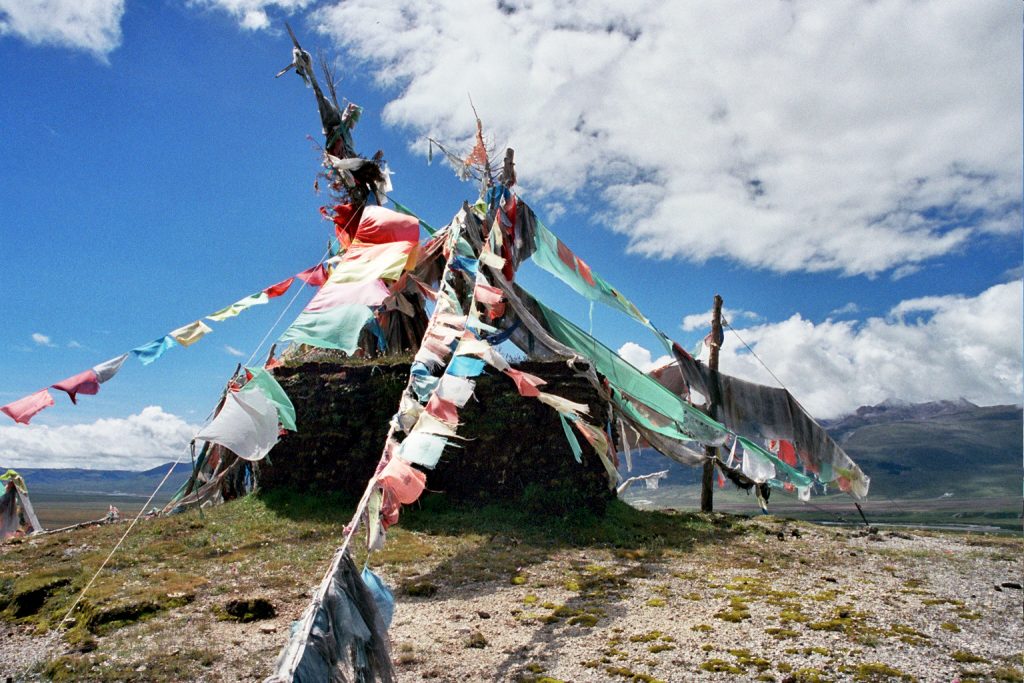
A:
[
  {"left": 1000, "top": 582, "right": 1022, "bottom": 590},
  {"left": 477, "top": 611, "right": 491, "bottom": 619},
  {"left": 823, "top": 577, "right": 838, "bottom": 583},
  {"left": 791, "top": 529, "right": 802, "bottom": 538},
  {"left": 994, "top": 585, "right": 1003, "bottom": 592},
  {"left": 259, "top": 624, "right": 277, "bottom": 634}
]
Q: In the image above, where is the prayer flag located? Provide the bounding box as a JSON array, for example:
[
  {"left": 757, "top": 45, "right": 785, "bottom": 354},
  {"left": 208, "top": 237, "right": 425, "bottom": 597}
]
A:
[
  {"left": 1, "top": 389, "right": 55, "bottom": 425},
  {"left": 52, "top": 369, "right": 100, "bottom": 404},
  {"left": 265, "top": 277, "right": 295, "bottom": 298},
  {"left": 93, "top": 354, "right": 129, "bottom": 383},
  {"left": 170, "top": 320, "right": 212, "bottom": 347},
  {"left": 132, "top": 336, "right": 177, "bottom": 365}
]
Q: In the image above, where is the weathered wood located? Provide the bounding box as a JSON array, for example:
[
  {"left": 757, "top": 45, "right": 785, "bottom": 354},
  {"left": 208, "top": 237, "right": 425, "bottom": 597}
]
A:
[{"left": 700, "top": 294, "right": 723, "bottom": 512}]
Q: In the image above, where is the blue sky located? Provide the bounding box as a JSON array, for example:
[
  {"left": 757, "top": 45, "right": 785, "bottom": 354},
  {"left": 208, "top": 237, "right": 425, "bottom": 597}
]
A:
[{"left": 0, "top": 1, "right": 1020, "bottom": 469}]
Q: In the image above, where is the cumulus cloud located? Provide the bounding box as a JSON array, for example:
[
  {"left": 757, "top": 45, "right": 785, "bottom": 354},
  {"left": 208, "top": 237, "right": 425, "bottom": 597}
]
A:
[
  {"left": 189, "top": 0, "right": 314, "bottom": 31},
  {"left": 314, "top": 0, "right": 1021, "bottom": 276},
  {"left": 680, "top": 307, "right": 760, "bottom": 332},
  {"left": 690, "top": 281, "right": 1023, "bottom": 418},
  {"left": 0, "top": 406, "right": 200, "bottom": 470},
  {"left": 617, "top": 341, "right": 672, "bottom": 373},
  {"left": 31, "top": 332, "right": 55, "bottom": 347},
  {"left": 0, "top": 0, "right": 124, "bottom": 57}
]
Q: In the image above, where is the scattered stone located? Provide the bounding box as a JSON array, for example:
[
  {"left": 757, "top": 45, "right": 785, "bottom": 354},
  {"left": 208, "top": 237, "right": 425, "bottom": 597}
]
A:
[
  {"left": 222, "top": 598, "right": 276, "bottom": 623},
  {"left": 1000, "top": 582, "right": 1022, "bottom": 590},
  {"left": 259, "top": 624, "right": 276, "bottom": 634},
  {"left": 477, "top": 610, "right": 491, "bottom": 619}
]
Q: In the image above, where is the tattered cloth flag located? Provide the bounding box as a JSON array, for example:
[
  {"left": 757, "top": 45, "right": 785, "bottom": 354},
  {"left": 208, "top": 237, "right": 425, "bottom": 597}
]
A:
[
  {"left": 296, "top": 264, "right": 328, "bottom": 287},
  {"left": 1, "top": 471, "right": 43, "bottom": 539},
  {"left": 240, "top": 366, "right": 297, "bottom": 432},
  {"left": 132, "top": 335, "right": 177, "bottom": 365},
  {"left": 279, "top": 304, "right": 374, "bottom": 354},
  {"left": 267, "top": 549, "right": 395, "bottom": 683},
  {"left": 93, "top": 353, "right": 129, "bottom": 383},
  {"left": 1, "top": 389, "right": 55, "bottom": 425},
  {"left": 170, "top": 320, "right": 213, "bottom": 347},
  {"left": 193, "top": 389, "right": 280, "bottom": 461},
  {"left": 207, "top": 293, "right": 269, "bottom": 322},
  {"left": 264, "top": 277, "right": 295, "bottom": 298},
  {"left": 51, "top": 369, "right": 100, "bottom": 404}
]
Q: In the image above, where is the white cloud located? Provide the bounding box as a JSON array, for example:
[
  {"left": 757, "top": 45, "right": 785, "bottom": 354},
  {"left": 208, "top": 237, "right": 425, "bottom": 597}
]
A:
[
  {"left": 314, "top": 0, "right": 1021, "bottom": 277},
  {"left": 224, "top": 345, "right": 246, "bottom": 357},
  {"left": 189, "top": 0, "right": 314, "bottom": 31},
  {"left": 0, "top": 0, "right": 124, "bottom": 57},
  {"left": 31, "top": 332, "right": 54, "bottom": 347},
  {"left": 617, "top": 341, "right": 672, "bottom": 373},
  {"left": 0, "top": 406, "right": 200, "bottom": 470},
  {"left": 710, "top": 281, "right": 1023, "bottom": 418},
  {"left": 828, "top": 302, "right": 860, "bottom": 317},
  {"left": 680, "top": 307, "right": 760, "bottom": 332}
]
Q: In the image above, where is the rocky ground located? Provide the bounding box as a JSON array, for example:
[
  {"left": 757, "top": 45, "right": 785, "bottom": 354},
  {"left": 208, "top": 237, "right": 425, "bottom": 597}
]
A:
[{"left": 1, "top": 496, "right": 1021, "bottom": 682}]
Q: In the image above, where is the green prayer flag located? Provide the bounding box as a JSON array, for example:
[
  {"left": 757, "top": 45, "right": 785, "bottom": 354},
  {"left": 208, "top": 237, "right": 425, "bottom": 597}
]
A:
[{"left": 242, "top": 367, "right": 297, "bottom": 432}]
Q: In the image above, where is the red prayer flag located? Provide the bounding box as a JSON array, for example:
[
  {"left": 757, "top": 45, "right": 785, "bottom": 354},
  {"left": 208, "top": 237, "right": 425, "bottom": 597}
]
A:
[
  {"left": 51, "top": 369, "right": 100, "bottom": 405},
  {"left": 504, "top": 368, "right": 546, "bottom": 398},
  {"left": 378, "top": 456, "right": 427, "bottom": 505},
  {"left": 1, "top": 389, "right": 55, "bottom": 425},
  {"left": 296, "top": 264, "right": 328, "bottom": 287},
  {"left": 264, "top": 277, "right": 295, "bottom": 298},
  {"left": 425, "top": 394, "right": 459, "bottom": 425},
  {"left": 355, "top": 206, "right": 420, "bottom": 245},
  {"left": 575, "top": 257, "right": 596, "bottom": 286}
]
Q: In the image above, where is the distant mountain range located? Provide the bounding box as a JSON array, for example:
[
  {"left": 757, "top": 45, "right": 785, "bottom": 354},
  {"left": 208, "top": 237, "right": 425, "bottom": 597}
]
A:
[
  {"left": 11, "top": 464, "right": 191, "bottom": 498},
  {"left": 624, "top": 400, "right": 1022, "bottom": 500}
]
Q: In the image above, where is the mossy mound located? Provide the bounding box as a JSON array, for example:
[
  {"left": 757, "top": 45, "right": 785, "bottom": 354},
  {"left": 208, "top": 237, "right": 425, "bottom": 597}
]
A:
[{"left": 258, "top": 359, "right": 614, "bottom": 511}]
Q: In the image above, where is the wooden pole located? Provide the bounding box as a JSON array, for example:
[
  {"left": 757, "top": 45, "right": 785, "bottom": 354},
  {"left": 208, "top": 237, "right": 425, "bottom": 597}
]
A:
[{"left": 700, "top": 294, "right": 724, "bottom": 512}]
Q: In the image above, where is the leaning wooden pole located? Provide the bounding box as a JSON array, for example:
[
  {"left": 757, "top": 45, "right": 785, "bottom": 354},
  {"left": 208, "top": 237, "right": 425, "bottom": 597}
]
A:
[{"left": 700, "top": 294, "right": 724, "bottom": 512}]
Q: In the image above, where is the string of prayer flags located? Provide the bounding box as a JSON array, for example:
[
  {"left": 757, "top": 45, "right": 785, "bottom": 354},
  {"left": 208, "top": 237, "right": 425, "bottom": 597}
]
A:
[
  {"left": 132, "top": 335, "right": 177, "bottom": 365},
  {"left": 170, "top": 320, "right": 213, "bottom": 347},
  {"left": 1, "top": 389, "right": 55, "bottom": 425}
]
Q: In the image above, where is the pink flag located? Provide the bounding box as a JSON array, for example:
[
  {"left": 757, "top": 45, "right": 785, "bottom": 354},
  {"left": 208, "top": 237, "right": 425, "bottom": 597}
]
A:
[
  {"left": 378, "top": 456, "right": 427, "bottom": 505},
  {"left": 52, "top": 369, "right": 100, "bottom": 404},
  {"left": 473, "top": 283, "right": 504, "bottom": 305},
  {"left": 296, "top": 264, "right": 328, "bottom": 287},
  {"left": 355, "top": 206, "right": 420, "bottom": 245},
  {"left": 504, "top": 368, "right": 547, "bottom": 398},
  {"left": 1, "top": 389, "right": 55, "bottom": 425},
  {"left": 305, "top": 279, "right": 389, "bottom": 312},
  {"left": 425, "top": 394, "right": 459, "bottom": 426},
  {"left": 264, "top": 277, "right": 295, "bottom": 298}
]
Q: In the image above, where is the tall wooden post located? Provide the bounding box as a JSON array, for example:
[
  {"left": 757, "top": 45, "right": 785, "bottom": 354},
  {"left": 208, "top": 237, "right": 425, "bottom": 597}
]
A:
[{"left": 700, "top": 294, "right": 724, "bottom": 512}]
